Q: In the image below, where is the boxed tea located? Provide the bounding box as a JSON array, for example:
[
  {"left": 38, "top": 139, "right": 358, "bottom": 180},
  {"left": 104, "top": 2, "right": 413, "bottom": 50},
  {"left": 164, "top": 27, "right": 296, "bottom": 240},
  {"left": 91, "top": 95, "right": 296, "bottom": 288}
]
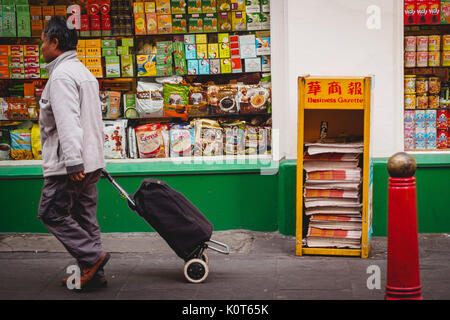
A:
[
  {"left": 239, "top": 34, "right": 256, "bottom": 58},
  {"left": 172, "top": 14, "right": 187, "bottom": 33},
  {"left": 202, "top": 0, "right": 217, "bottom": 13},
  {"left": 261, "top": 55, "right": 270, "bottom": 72},
  {"left": 157, "top": 14, "right": 172, "bottom": 33},
  {"left": 256, "top": 36, "right": 270, "bottom": 55},
  {"left": 203, "top": 13, "right": 218, "bottom": 32},
  {"left": 185, "top": 43, "right": 197, "bottom": 59},
  {"left": 218, "top": 11, "right": 232, "bottom": 31},
  {"left": 231, "top": 57, "right": 242, "bottom": 73},
  {"left": 231, "top": 0, "right": 246, "bottom": 11},
  {"left": 121, "top": 55, "right": 134, "bottom": 77},
  {"left": 24, "top": 45, "right": 39, "bottom": 57},
  {"left": 102, "top": 40, "right": 117, "bottom": 48},
  {"left": 2, "top": 5, "right": 16, "bottom": 37},
  {"left": 16, "top": 5, "right": 31, "bottom": 37},
  {"left": 220, "top": 58, "right": 232, "bottom": 73},
  {"left": 217, "top": 0, "right": 231, "bottom": 11},
  {"left": 123, "top": 93, "right": 138, "bottom": 119},
  {"left": 246, "top": 12, "right": 261, "bottom": 30},
  {"left": 245, "top": 0, "right": 261, "bottom": 13},
  {"left": 174, "top": 58, "right": 187, "bottom": 75},
  {"left": 156, "top": 0, "right": 171, "bottom": 14},
  {"left": 199, "top": 59, "right": 210, "bottom": 74},
  {"left": 156, "top": 64, "right": 173, "bottom": 76},
  {"left": 196, "top": 44, "right": 208, "bottom": 59},
  {"left": 219, "top": 42, "right": 230, "bottom": 58},
  {"left": 244, "top": 57, "right": 261, "bottom": 72},
  {"left": 208, "top": 43, "right": 219, "bottom": 58},
  {"left": 134, "top": 13, "right": 147, "bottom": 35},
  {"left": 188, "top": 13, "right": 203, "bottom": 32},
  {"left": 260, "top": 12, "right": 270, "bottom": 29},
  {"left": 157, "top": 41, "right": 173, "bottom": 54},
  {"left": 184, "top": 34, "right": 196, "bottom": 44},
  {"left": 261, "top": 0, "right": 269, "bottom": 12},
  {"left": 196, "top": 33, "right": 208, "bottom": 43},
  {"left": 156, "top": 54, "right": 173, "bottom": 65},
  {"left": 86, "top": 57, "right": 102, "bottom": 67},
  {"left": 232, "top": 10, "right": 247, "bottom": 31},
  {"left": 171, "top": 0, "right": 186, "bottom": 14},
  {"left": 188, "top": 59, "right": 199, "bottom": 74},
  {"left": 145, "top": 1, "right": 156, "bottom": 13},
  {"left": 188, "top": 0, "right": 202, "bottom": 13},
  {"left": 210, "top": 59, "right": 221, "bottom": 74}
]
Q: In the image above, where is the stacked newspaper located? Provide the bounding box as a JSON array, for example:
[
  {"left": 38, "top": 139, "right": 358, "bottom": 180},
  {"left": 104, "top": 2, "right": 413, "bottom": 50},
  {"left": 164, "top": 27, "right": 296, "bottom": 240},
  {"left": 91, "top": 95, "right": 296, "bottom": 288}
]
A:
[{"left": 303, "top": 141, "right": 364, "bottom": 249}]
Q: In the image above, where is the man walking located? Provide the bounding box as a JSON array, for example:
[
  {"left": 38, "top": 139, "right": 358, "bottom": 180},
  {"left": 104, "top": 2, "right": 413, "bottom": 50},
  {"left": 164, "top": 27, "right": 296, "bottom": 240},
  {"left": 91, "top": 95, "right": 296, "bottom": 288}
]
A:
[{"left": 38, "top": 16, "right": 110, "bottom": 290}]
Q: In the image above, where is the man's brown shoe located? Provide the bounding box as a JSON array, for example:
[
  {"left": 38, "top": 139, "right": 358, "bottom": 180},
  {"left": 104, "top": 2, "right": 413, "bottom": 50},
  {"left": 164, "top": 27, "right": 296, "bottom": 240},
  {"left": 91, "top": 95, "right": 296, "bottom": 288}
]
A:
[
  {"left": 62, "top": 273, "right": 108, "bottom": 288},
  {"left": 78, "top": 252, "right": 110, "bottom": 289}
]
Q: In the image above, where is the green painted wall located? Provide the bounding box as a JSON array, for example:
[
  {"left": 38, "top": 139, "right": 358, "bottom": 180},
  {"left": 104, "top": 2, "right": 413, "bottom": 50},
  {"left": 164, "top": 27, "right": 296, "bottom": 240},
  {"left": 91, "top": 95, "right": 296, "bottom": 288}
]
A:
[{"left": 0, "top": 156, "right": 448, "bottom": 235}]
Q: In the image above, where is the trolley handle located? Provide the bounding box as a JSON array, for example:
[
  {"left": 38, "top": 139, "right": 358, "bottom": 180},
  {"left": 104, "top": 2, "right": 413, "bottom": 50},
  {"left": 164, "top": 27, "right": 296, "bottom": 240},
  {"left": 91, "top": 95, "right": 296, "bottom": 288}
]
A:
[
  {"left": 101, "top": 169, "right": 136, "bottom": 209},
  {"left": 207, "top": 239, "right": 230, "bottom": 255}
]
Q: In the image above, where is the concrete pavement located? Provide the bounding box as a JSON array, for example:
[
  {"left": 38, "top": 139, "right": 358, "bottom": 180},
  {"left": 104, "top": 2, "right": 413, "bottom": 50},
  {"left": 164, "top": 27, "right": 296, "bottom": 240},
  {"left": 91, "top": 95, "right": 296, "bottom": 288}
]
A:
[{"left": 0, "top": 230, "right": 449, "bottom": 300}]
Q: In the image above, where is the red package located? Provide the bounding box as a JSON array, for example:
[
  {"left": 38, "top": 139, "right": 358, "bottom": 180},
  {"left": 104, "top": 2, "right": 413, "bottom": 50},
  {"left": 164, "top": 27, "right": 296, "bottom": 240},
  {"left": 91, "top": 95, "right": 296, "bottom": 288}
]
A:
[
  {"left": 90, "top": 15, "right": 101, "bottom": 31},
  {"left": 417, "top": 0, "right": 428, "bottom": 24},
  {"left": 81, "top": 15, "right": 90, "bottom": 31},
  {"left": 437, "top": 109, "right": 448, "bottom": 130},
  {"left": 437, "top": 129, "right": 448, "bottom": 148},
  {"left": 428, "top": 0, "right": 440, "bottom": 24},
  {"left": 101, "top": 14, "right": 111, "bottom": 31},
  {"left": 405, "top": 0, "right": 417, "bottom": 25}
]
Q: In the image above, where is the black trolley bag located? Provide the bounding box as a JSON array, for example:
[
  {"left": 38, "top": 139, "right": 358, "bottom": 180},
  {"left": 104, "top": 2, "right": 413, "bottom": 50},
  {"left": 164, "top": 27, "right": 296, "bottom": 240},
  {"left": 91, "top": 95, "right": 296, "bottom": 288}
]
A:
[{"left": 102, "top": 169, "right": 229, "bottom": 283}]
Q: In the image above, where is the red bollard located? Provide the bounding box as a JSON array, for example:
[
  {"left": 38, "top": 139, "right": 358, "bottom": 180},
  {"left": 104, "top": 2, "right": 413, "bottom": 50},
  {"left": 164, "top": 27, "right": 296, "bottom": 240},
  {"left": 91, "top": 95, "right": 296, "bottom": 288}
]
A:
[{"left": 385, "top": 152, "right": 422, "bottom": 300}]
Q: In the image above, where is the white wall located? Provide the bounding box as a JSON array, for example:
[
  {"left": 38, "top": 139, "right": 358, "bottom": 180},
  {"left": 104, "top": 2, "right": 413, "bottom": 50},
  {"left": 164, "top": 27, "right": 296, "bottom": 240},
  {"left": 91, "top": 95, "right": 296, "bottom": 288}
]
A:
[{"left": 271, "top": 0, "right": 404, "bottom": 159}]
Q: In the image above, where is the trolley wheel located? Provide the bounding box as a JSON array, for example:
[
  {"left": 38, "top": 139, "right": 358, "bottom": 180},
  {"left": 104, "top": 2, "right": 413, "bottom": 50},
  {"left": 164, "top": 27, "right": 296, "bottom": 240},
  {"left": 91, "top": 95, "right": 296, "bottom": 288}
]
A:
[
  {"left": 184, "top": 258, "right": 209, "bottom": 284},
  {"left": 201, "top": 252, "right": 209, "bottom": 265}
]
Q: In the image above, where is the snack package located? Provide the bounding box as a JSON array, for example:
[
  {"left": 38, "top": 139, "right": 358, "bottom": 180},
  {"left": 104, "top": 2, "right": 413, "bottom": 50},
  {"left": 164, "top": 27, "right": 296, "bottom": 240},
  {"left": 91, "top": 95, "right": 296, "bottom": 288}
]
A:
[
  {"left": 135, "top": 123, "right": 166, "bottom": 158},
  {"left": 136, "top": 81, "right": 164, "bottom": 118},
  {"left": 222, "top": 120, "right": 245, "bottom": 155},
  {"left": 100, "top": 91, "right": 121, "bottom": 119},
  {"left": 0, "top": 128, "right": 11, "bottom": 160},
  {"left": 161, "top": 123, "right": 170, "bottom": 157},
  {"left": 10, "top": 128, "right": 33, "bottom": 160},
  {"left": 170, "top": 123, "right": 194, "bottom": 157},
  {"left": 192, "top": 119, "right": 223, "bottom": 156},
  {"left": 188, "top": 83, "right": 209, "bottom": 116},
  {"left": 237, "top": 83, "right": 270, "bottom": 114},
  {"left": 207, "top": 83, "right": 238, "bottom": 114},
  {"left": 103, "top": 119, "right": 127, "bottom": 159},
  {"left": 244, "top": 125, "right": 258, "bottom": 155},
  {"left": 127, "top": 125, "right": 138, "bottom": 159},
  {"left": 163, "top": 83, "right": 190, "bottom": 119},
  {"left": 31, "top": 123, "right": 42, "bottom": 159}
]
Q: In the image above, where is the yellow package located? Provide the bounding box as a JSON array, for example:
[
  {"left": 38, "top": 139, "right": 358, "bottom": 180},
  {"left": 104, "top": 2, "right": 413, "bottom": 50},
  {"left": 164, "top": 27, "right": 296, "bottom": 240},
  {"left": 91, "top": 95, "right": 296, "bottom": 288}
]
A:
[{"left": 31, "top": 123, "right": 42, "bottom": 159}]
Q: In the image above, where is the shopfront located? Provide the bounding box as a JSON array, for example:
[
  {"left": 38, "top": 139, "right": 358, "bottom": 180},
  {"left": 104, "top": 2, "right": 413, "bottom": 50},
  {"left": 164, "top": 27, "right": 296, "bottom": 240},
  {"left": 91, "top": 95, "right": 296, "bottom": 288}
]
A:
[{"left": 0, "top": 0, "right": 448, "bottom": 238}]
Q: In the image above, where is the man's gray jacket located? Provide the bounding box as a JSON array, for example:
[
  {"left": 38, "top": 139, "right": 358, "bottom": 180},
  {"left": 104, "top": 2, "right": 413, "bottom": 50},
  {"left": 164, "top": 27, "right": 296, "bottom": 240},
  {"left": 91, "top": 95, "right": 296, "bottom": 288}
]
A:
[{"left": 39, "top": 50, "right": 105, "bottom": 177}]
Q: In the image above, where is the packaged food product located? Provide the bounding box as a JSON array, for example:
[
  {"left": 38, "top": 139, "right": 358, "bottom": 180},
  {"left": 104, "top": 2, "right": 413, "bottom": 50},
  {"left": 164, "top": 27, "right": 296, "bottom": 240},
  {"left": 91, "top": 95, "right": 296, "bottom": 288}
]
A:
[
  {"left": 416, "top": 51, "right": 428, "bottom": 67},
  {"left": 137, "top": 54, "right": 157, "bottom": 76},
  {"left": 244, "top": 125, "right": 258, "bottom": 155},
  {"left": 0, "top": 128, "right": 11, "bottom": 160},
  {"left": 170, "top": 123, "right": 194, "bottom": 157},
  {"left": 171, "top": 0, "right": 187, "bottom": 14},
  {"left": 443, "top": 34, "right": 450, "bottom": 51},
  {"left": 163, "top": 83, "right": 190, "bottom": 119},
  {"left": 104, "top": 119, "right": 127, "bottom": 159},
  {"left": 218, "top": 0, "right": 231, "bottom": 11},
  {"left": 222, "top": 120, "right": 245, "bottom": 155},
  {"left": 31, "top": 123, "right": 42, "bottom": 160},
  {"left": 232, "top": 11, "right": 246, "bottom": 31},
  {"left": 238, "top": 83, "right": 270, "bottom": 114},
  {"left": 441, "top": 1, "right": 450, "bottom": 24},
  {"left": 428, "top": 51, "right": 440, "bottom": 66},
  {"left": 187, "top": 0, "right": 202, "bottom": 13},
  {"left": 188, "top": 83, "right": 209, "bottom": 116},
  {"left": 100, "top": 91, "right": 121, "bottom": 118},
  {"left": 404, "top": 36, "right": 416, "bottom": 52},
  {"left": 416, "top": 35, "right": 428, "bottom": 52},
  {"left": 135, "top": 123, "right": 165, "bottom": 158},
  {"left": 404, "top": 75, "right": 416, "bottom": 93},
  {"left": 404, "top": 0, "right": 416, "bottom": 25},
  {"left": 426, "top": 127, "right": 437, "bottom": 149},
  {"left": 10, "top": 128, "right": 33, "bottom": 160},
  {"left": 404, "top": 93, "right": 416, "bottom": 109},
  {"left": 136, "top": 81, "right": 164, "bottom": 117},
  {"left": 404, "top": 110, "right": 415, "bottom": 130},
  {"left": 404, "top": 137, "right": 415, "bottom": 150},
  {"left": 202, "top": 0, "right": 217, "bottom": 13},
  {"left": 127, "top": 125, "right": 138, "bottom": 159},
  {"left": 428, "top": 94, "right": 439, "bottom": 108},
  {"left": 207, "top": 84, "right": 238, "bottom": 114},
  {"left": 428, "top": 77, "right": 441, "bottom": 94},
  {"left": 443, "top": 51, "right": 450, "bottom": 66},
  {"left": 428, "top": 35, "right": 441, "bottom": 51},
  {"left": 218, "top": 11, "right": 232, "bottom": 31},
  {"left": 156, "top": 0, "right": 171, "bottom": 14},
  {"left": 414, "top": 109, "right": 427, "bottom": 128},
  {"left": 192, "top": 119, "right": 223, "bottom": 156},
  {"left": 437, "top": 109, "right": 448, "bottom": 130},
  {"left": 416, "top": 77, "right": 428, "bottom": 94},
  {"left": 425, "top": 109, "right": 437, "bottom": 128},
  {"left": 437, "top": 129, "right": 448, "bottom": 148},
  {"left": 405, "top": 52, "right": 416, "bottom": 68},
  {"left": 417, "top": 93, "right": 428, "bottom": 109},
  {"left": 157, "top": 14, "right": 172, "bottom": 33},
  {"left": 161, "top": 123, "right": 170, "bottom": 157}
]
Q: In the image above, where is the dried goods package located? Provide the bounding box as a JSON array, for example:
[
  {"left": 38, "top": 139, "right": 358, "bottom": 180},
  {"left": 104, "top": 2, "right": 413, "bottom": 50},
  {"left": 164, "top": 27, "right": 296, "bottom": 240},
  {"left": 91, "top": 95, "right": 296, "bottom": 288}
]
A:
[
  {"left": 135, "top": 123, "right": 166, "bottom": 158},
  {"left": 136, "top": 81, "right": 164, "bottom": 118},
  {"left": 192, "top": 119, "right": 223, "bottom": 156},
  {"left": 170, "top": 123, "right": 194, "bottom": 157},
  {"left": 104, "top": 119, "right": 128, "bottom": 159}
]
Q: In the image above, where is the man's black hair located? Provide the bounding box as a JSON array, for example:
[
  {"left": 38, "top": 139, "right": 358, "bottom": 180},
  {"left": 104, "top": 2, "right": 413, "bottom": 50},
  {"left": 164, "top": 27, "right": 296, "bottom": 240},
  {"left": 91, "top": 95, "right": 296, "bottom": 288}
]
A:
[{"left": 43, "top": 16, "right": 78, "bottom": 51}]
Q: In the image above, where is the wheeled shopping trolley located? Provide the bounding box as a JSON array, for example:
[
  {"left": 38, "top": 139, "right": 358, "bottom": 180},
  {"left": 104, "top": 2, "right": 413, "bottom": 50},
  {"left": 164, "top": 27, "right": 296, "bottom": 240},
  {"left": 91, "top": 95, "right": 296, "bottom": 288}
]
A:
[{"left": 102, "top": 169, "right": 230, "bottom": 283}]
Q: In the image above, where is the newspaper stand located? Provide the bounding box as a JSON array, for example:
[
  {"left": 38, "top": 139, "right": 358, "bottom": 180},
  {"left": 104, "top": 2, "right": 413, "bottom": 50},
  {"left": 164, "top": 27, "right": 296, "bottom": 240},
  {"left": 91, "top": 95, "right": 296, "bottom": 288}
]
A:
[{"left": 296, "top": 76, "right": 373, "bottom": 258}]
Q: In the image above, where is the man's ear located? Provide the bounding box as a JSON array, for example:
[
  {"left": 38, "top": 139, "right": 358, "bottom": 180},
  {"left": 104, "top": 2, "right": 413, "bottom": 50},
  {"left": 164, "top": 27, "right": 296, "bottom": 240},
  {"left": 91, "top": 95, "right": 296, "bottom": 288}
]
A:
[{"left": 51, "top": 37, "right": 59, "bottom": 50}]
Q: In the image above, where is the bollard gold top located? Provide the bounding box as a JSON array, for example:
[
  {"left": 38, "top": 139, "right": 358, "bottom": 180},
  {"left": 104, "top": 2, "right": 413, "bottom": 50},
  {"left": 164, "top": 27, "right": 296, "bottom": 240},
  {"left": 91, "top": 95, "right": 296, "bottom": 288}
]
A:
[{"left": 387, "top": 152, "right": 417, "bottom": 178}]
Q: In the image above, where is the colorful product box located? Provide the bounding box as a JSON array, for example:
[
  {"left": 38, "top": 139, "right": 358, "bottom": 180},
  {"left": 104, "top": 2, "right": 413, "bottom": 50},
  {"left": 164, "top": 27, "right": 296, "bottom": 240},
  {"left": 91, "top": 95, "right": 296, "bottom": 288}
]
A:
[
  {"left": 187, "top": 59, "right": 199, "bottom": 74},
  {"left": 231, "top": 57, "right": 242, "bottom": 73},
  {"left": 16, "top": 5, "right": 31, "bottom": 37},
  {"left": 203, "top": 13, "right": 218, "bottom": 32},
  {"left": 437, "top": 129, "right": 448, "bottom": 148},
  {"left": 184, "top": 34, "right": 196, "bottom": 44},
  {"left": 217, "top": 0, "right": 231, "bottom": 11},
  {"left": 202, "top": 0, "right": 217, "bottom": 13},
  {"left": 174, "top": 58, "right": 187, "bottom": 75},
  {"left": 117, "top": 46, "right": 130, "bottom": 55},
  {"left": 416, "top": 0, "right": 428, "bottom": 24},
  {"left": 256, "top": 36, "right": 270, "bottom": 55},
  {"left": 239, "top": 35, "right": 256, "bottom": 58},
  {"left": 105, "top": 56, "right": 121, "bottom": 78},
  {"left": 426, "top": 127, "right": 437, "bottom": 148},
  {"left": 157, "top": 41, "right": 173, "bottom": 54},
  {"left": 157, "top": 14, "right": 172, "bottom": 33},
  {"left": 246, "top": 0, "right": 261, "bottom": 13},
  {"left": 102, "top": 48, "right": 116, "bottom": 56},
  {"left": 189, "top": 13, "right": 203, "bottom": 32},
  {"left": 0, "top": 67, "right": 9, "bottom": 79},
  {"left": 231, "top": 0, "right": 246, "bottom": 11},
  {"left": 261, "top": 0, "right": 269, "bottom": 12},
  {"left": 260, "top": 12, "right": 270, "bottom": 29},
  {"left": 24, "top": 56, "right": 39, "bottom": 68},
  {"left": 156, "top": 54, "right": 173, "bottom": 65},
  {"left": 86, "top": 57, "right": 102, "bottom": 67},
  {"left": 232, "top": 11, "right": 246, "bottom": 31},
  {"left": 156, "top": 64, "right": 173, "bottom": 76},
  {"left": 90, "top": 15, "right": 101, "bottom": 37},
  {"left": 80, "top": 15, "right": 90, "bottom": 37},
  {"left": 121, "top": 55, "right": 134, "bottom": 77},
  {"left": 210, "top": 59, "right": 221, "bottom": 74},
  {"left": 404, "top": 137, "right": 415, "bottom": 150},
  {"left": 77, "top": 47, "right": 87, "bottom": 57},
  {"left": 146, "top": 13, "right": 158, "bottom": 34},
  {"left": 101, "top": 40, "right": 117, "bottom": 48},
  {"left": 87, "top": 66, "right": 103, "bottom": 78},
  {"left": 25, "top": 67, "right": 40, "bottom": 79},
  {"left": 137, "top": 54, "right": 157, "bottom": 76},
  {"left": 428, "top": 0, "right": 440, "bottom": 24},
  {"left": 2, "top": 5, "right": 16, "bottom": 37},
  {"left": 172, "top": 14, "right": 187, "bottom": 33},
  {"left": 86, "top": 48, "right": 101, "bottom": 57},
  {"left": 244, "top": 57, "right": 261, "bottom": 72},
  {"left": 437, "top": 109, "right": 448, "bottom": 129},
  {"left": 246, "top": 12, "right": 261, "bottom": 30},
  {"left": 171, "top": 0, "right": 186, "bottom": 14},
  {"left": 187, "top": 0, "right": 202, "bottom": 13},
  {"left": 425, "top": 109, "right": 437, "bottom": 128},
  {"left": 415, "top": 110, "right": 427, "bottom": 128},
  {"left": 85, "top": 39, "right": 102, "bottom": 48},
  {"left": 199, "top": 59, "right": 210, "bottom": 74},
  {"left": 135, "top": 13, "right": 147, "bottom": 35},
  {"left": 0, "top": 57, "right": 8, "bottom": 67},
  {"left": 156, "top": 0, "right": 171, "bottom": 14},
  {"left": 220, "top": 58, "right": 232, "bottom": 73},
  {"left": 9, "top": 56, "right": 24, "bottom": 68},
  {"left": 145, "top": 1, "right": 156, "bottom": 13},
  {"left": 9, "top": 46, "right": 23, "bottom": 57},
  {"left": 122, "top": 38, "right": 134, "bottom": 47},
  {"left": 218, "top": 11, "right": 232, "bottom": 31},
  {"left": 196, "top": 33, "right": 207, "bottom": 43},
  {"left": 261, "top": 55, "right": 270, "bottom": 72},
  {"left": 24, "top": 45, "right": 39, "bottom": 57},
  {"left": 208, "top": 43, "right": 219, "bottom": 58},
  {"left": 185, "top": 43, "right": 197, "bottom": 59},
  {"left": 219, "top": 42, "right": 230, "bottom": 58},
  {"left": 441, "top": 1, "right": 450, "bottom": 24},
  {"left": 196, "top": 44, "right": 208, "bottom": 59},
  {"left": 218, "top": 33, "right": 230, "bottom": 43},
  {"left": 0, "top": 46, "right": 8, "bottom": 56},
  {"left": 10, "top": 67, "right": 25, "bottom": 79}
]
